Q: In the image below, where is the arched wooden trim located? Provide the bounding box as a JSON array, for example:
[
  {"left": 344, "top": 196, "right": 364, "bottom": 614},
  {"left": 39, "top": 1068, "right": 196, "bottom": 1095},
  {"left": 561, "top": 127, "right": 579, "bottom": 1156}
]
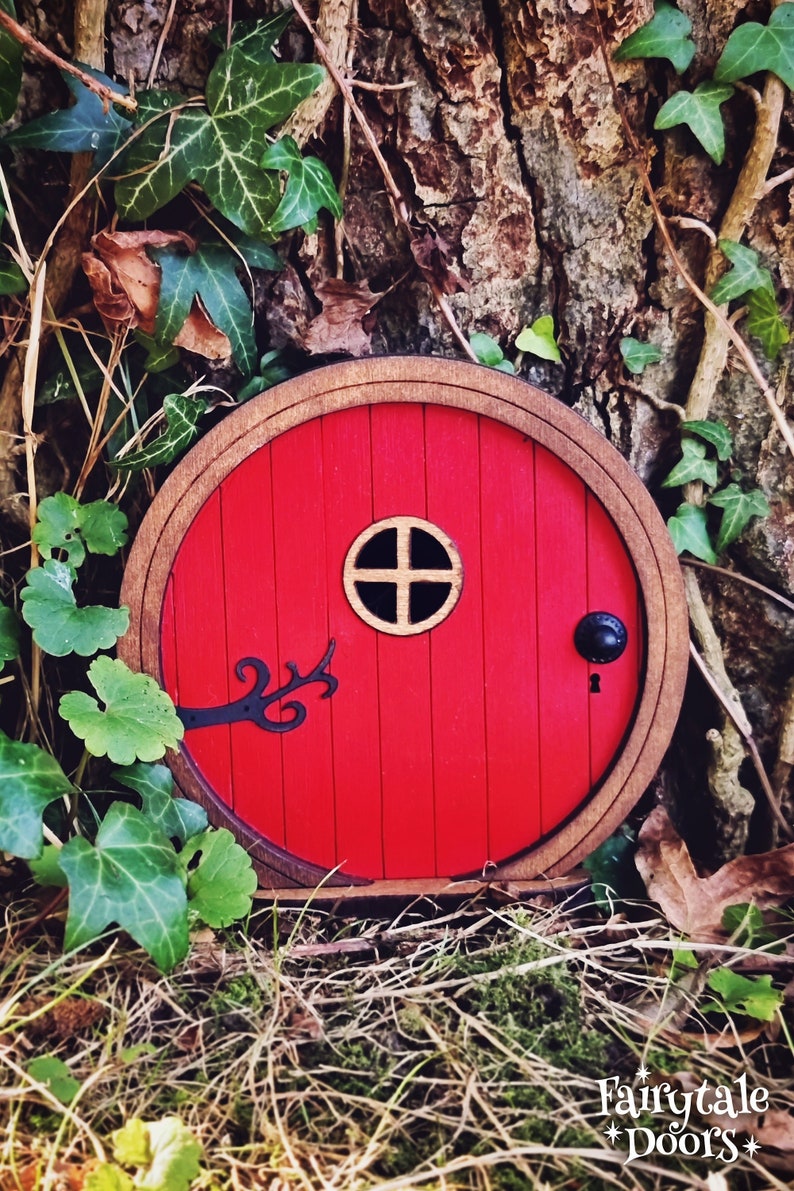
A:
[{"left": 119, "top": 357, "right": 689, "bottom": 888}]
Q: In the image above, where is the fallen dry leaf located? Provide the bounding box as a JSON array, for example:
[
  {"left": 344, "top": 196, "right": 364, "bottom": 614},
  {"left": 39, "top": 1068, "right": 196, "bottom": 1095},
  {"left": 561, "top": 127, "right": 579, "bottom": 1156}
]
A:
[
  {"left": 83, "top": 229, "right": 231, "bottom": 359},
  {"left": 302, "top": 277, "right": 381, "bottom": 356},
  {"left": 410, "top": 226, "right": 468, "bottom": 295},
  {"left": 756, "top": 1109, "right": 794, "bottom": 1151},
  {"left": 635, "top": 806, "right": 794, "bottom": 937}
]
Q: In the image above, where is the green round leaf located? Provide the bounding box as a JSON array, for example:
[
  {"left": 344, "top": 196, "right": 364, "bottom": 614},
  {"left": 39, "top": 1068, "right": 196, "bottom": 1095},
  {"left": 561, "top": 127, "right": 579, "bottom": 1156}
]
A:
[
  {"left": 20, "top": 559, "right": 130, "bottom": 657},
  {"left": 60, "top": 657, "right": 184, "bottom": 765},
  {"left": 179, "top": 828, "right": 258, "bottom": 928},
  {"left": 26, "top": 1056, "right": 81, "bottom": 1104}
]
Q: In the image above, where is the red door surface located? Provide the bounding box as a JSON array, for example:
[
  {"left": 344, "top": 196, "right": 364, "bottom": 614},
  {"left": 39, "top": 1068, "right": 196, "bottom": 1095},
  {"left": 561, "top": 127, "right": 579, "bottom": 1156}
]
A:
[{"left": 159, "top": 402, "right": 644, "bottom": 880}]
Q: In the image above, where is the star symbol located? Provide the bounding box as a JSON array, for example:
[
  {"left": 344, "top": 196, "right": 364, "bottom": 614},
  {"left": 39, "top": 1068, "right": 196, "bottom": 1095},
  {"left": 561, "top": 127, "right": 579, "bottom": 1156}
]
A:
[
  {"left": 636, "top": 1063, "right": 650, "bottom": 1083},
  {"left": 743, "top": 1136, "right": 762, "bottom": 1158},
  {"left": 604, "top": 1120, "right": 622, "bottom": 1145}
]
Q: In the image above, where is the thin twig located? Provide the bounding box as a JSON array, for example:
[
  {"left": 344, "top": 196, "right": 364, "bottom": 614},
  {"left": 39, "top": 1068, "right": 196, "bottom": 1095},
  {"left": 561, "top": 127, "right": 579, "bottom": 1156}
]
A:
[
  {"left": 0, "top": 9, "right": 136, "bottom": 111},
  {"left": 681, "top": 558, "right": 794, "bottom": 614},
  {"left": 689, "top": 640, "right": 791, "bottom": 837},
  {"left": 146, "top": 0, "right": 179, "bottom": 88}
]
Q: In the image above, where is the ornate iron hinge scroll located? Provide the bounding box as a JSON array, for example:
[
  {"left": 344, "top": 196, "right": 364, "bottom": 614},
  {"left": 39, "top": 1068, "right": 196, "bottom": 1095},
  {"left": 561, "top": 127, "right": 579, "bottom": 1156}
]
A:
[{"left": 176, "top": 639, "right": 338, "bottom": 734}]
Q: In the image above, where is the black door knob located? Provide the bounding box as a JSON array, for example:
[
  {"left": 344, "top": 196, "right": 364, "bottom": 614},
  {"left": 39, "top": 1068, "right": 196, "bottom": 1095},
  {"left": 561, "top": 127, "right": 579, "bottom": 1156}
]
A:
[{"left": 574, "top": 612, "right": 628, "bottom": 664}]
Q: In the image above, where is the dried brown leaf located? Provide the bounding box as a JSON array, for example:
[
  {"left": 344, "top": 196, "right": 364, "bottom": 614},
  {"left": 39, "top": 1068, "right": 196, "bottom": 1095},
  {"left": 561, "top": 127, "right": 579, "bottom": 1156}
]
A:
[
  {"left": 85, "top": 230, "right": 195, "bottom": 330},
  {"left": 302, "top": 277, "right": 381, "bottom": 357},
  {"left": 756, "top": 1109, "right": 794, "bottom": 1151},
  {"left": 82, "top": 230, "right": 231, "bottom": 360},
  {"left": 410, "top": 226, "right": 468, "bottom": 295},
  {"left": 636, "top": 807, "right": 794, "bottom": 936}
]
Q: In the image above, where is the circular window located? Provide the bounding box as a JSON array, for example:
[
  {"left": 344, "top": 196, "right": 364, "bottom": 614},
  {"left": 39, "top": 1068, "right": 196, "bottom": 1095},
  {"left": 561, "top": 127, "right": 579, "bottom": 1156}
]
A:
[{"left": 343, "top": 515, "right": 463, "bottom": 636}]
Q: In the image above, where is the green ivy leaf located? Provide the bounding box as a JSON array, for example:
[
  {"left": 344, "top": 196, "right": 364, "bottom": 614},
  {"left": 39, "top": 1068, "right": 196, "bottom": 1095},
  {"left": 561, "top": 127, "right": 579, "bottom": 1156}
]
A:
[
  {"left": 702, "top": 968, "right": 784, "bottom": 1022},
  {"left": 619, "top": 336, "right": 663, "bottom": 374},
  {"left": 152, "top": 243, "right": 256, "bottom": 374},
  {"left": 0, "top": 258, "right": 26, "bottom": 295},
  {"left": 26, "top": 1056, "right": 81, "bottom": 1104},
  {"left": 5, "top": 68, "right": 132, "bottom": 171},
  {"left": 59, "top": 802, "right": 188, "bottom": 971},
  {"left": 746, "top": 286, "right": 790, "bottom": 360},
  {"left": 33, "top": 493, "right": 128, "bottom": 567},
  {"left": 660, "top": 438, "right": 719, "bottom": 488},
  {"left": 613, "top": 2, "right": 696, "bottom": 73},
  {"left": 114, "top": 30, "right": 325, "bottom": 235},
  {"left": 681, "top": 419, "right": 733, "bottom": 461},
  {"left": 667, "top": 501, "right": 717, "bottom": 563},
  {"left": 209, "top": 9, "right": 294, "bottom": 56},
  {"left": 59, "top": 657, "right": 184, "bottom": 765},
  {"left": 229, "top": 231, "right": 281, "bottom": 271},
  {"left": 515, "top": 315, "right": 561, "bottom": 362},
  {"left": 179, "top": 828, "right": 258, "bottom": 928},
  {"left": 261, "top": 136, "right": 342, "bottom": 234},
  {"left": 710, "top": 240, "right": 774, "bottom": 305},
  {"left": 114, "top": 762, "right": 208, "bottom": 844},
  {"left": 0, "top": 1, "right": 23, "bottom": 124},
  {"left": 708, "top": 483, "right": 770, "bottom": 552},
  {"left": 113, "top": 1117, "right": 203, "bottom": 1191},
  {"left": 0, "top": 731, "right": 73, "bottom": 859},
  {"left": 715, "top": 5, "right": 794, "bottom": 90},
  {"left": 27, "top": 843, "right": 68, "bottom": 887},
  {"left": 20, "top": 559, "right": 129, "bottom": 657},
  {"left": 113, "top": 393, "right": 208, "bottom": 471},
  {"left": 237, "top": 349, "right": 292, "bottom": 402},
  {"left": 654, "top": 81, "right": 734, "bottom": 164},
  {"left": 0, "top": 600, "right": 19, "bottom": 669}
]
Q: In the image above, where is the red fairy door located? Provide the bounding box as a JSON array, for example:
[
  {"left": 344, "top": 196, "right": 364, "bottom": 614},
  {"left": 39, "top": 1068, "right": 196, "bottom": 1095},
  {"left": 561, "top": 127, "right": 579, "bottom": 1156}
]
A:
[
  {"left": 122, "top": 358, "right": 687, "bottom": 887},
  {"left": 159, "top": 401, "right": 643, "bottom": 881}
]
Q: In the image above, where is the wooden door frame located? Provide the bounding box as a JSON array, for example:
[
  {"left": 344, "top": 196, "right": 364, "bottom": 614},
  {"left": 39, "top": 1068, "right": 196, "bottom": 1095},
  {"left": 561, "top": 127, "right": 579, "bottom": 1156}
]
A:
[{"left": 119, "top": 357, "right": 689, "bottom": 890}]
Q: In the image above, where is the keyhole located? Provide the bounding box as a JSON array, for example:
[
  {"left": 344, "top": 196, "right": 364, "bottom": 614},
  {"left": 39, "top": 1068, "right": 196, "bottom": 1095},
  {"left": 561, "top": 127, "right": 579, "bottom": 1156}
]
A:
[{"left": 589, "top": 673, "right": 601, "bottom": 694}]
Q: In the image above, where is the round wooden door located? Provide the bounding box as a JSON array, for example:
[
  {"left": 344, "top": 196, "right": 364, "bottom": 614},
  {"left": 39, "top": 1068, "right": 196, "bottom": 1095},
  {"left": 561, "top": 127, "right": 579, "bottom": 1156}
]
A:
[{"left": 120, "top": 359, "right": 688, "bottom": 887}]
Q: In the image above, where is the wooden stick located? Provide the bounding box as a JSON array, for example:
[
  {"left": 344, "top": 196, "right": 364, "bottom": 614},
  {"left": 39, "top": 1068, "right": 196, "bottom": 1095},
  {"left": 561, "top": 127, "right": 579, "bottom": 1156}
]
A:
[{"left": 0, "top": 8, "right": 136, "bottom": 111}]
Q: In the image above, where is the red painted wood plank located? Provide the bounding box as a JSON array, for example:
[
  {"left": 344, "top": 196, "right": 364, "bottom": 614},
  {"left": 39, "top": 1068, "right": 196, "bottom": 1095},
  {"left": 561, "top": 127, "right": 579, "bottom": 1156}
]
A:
[
  {"left": 585, "top": 493, "right": 643, "bottom": 786},
  {"left": 478, "top": 416, "right": 541, "bottom": 862},
  {"left": 159, "top": 577, "right": 178, "bottom": 704},
  {"left": 218, "top": 448, "right": 286, "bottom": 848},
  {"left": 170, "top": 491, "right": 233, "bottom": 808},
  {"left": 425, "top": 404, "right": 488, "bottom": 875},
  {"left": 534, "top": 447, "right": 591, "bottom": 834},
  {"left": 321, "top": 407, "right": 384, "bottom": 877},
  {"left": 370, "top": 403, "right": 436, "bottom": 878},
  {"left": 270, "top": 417, "right": 337, "bottom": 869}
]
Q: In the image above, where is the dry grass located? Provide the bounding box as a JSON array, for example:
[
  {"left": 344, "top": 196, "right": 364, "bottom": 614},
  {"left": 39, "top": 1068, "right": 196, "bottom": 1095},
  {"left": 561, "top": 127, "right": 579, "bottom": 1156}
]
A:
[{"left": 1, "top": 884, "right": 793, "bottom": 1190}]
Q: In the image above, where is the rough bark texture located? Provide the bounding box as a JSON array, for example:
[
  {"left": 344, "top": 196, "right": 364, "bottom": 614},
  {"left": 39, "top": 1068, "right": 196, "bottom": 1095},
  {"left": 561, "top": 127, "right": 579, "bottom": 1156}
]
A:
[{"left": 2, "top": 0, "right": 792, "bottom": 864}]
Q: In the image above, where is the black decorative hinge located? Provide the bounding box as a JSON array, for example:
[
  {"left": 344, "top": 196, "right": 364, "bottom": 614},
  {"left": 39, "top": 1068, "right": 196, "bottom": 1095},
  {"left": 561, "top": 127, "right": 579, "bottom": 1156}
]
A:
[{"left": 176, "top": 639, "right": 338, "bottom": 733}]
